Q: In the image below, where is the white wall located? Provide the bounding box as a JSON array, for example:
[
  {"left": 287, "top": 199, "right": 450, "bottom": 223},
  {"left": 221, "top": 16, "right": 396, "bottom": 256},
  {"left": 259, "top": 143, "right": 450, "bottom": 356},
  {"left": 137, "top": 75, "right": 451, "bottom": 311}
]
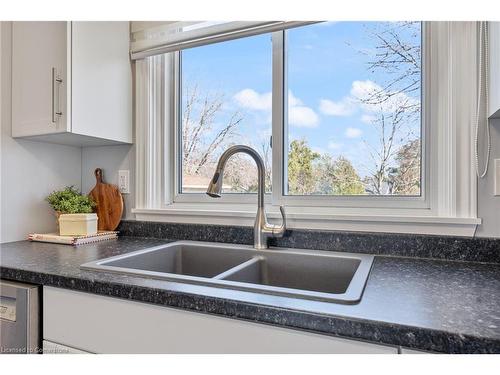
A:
[
  {"left": 1, "top": 22, "right": 82, "bottom": 243},
  {"left": 81, "top": 144, "right": 135, "bottom": 219},
  {"left": 476, "top": 118, "right": 500, "bottom": 237}
]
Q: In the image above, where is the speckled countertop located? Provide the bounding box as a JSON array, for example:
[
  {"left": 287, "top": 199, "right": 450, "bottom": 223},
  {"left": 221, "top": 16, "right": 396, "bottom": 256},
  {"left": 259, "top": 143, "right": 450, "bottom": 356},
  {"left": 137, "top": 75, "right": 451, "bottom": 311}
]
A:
[{"left": 1, "top": 237, "right": 500, "bottom": 353}]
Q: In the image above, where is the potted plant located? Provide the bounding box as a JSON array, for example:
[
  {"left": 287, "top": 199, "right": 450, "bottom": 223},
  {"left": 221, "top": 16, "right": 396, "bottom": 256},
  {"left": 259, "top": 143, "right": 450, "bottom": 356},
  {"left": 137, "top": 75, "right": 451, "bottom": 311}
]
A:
[{"left": 46, "top": 186, "right": 97, "bottom": 236}]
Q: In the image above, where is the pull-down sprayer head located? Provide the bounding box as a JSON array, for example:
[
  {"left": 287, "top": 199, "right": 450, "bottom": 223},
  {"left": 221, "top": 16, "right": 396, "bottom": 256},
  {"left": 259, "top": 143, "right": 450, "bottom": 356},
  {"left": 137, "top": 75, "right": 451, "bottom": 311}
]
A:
[{"left": 206, "top": 171, "right": 223, "bottom": 198}]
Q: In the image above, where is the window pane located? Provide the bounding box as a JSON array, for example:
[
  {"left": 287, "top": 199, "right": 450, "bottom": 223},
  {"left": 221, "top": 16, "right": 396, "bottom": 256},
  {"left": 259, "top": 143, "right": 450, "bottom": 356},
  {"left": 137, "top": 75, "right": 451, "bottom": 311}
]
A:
[
  {"left": 180, "top": 34, "right": 272, "bottom": 194},
  {"left": 285, "top": 22, "right": 422, "bottom": 196}
]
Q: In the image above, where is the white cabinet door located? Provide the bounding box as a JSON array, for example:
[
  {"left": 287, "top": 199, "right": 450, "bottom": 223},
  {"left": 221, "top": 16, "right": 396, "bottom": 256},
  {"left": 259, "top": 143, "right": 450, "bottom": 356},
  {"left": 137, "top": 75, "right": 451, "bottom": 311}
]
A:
[
  {"left": 489, "top": 21, "right": 500, "bottom": 118},
  {"left": 43, "top": 287, "right": 397, "bottom": 354},
  {"left": 71, "top": 22, "right": 132, "bottom": 143},
  {"left": 12, "top": 22, "right": 69, "bottom": 137},
  {"left": 43, "top": 340, "right": 93, "bottom": 354},
  {"left": 11, "top": 21, "right": 132, "bottom": 146}
]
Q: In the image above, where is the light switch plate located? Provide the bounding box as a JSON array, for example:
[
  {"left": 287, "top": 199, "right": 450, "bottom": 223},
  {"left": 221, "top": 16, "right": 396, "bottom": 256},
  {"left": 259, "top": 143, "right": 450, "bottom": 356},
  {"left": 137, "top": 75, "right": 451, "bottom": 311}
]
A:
[
  {"left": 118, "top": 170, "right": 130, "bottom": 194},
  {"left": 495, "top": 159, "right": 500, "bottom": 196}
]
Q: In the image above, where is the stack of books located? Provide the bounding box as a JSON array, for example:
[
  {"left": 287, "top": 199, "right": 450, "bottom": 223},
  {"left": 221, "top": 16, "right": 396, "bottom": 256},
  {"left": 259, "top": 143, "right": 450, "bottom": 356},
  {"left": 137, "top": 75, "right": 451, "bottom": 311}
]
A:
[{"left": 28, "top": 231, "right": 118, "bottom": 246}]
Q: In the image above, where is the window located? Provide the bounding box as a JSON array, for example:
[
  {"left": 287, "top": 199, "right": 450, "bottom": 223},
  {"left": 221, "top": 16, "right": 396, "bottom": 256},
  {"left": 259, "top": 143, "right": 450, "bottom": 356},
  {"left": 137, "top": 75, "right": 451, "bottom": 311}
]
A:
[
  {"left": 179, "top": 34, "right": 272, "bottom": 194},
  {"left": 176, "top": 21, "right": 423, "bottom": 202},
  {"left": 285, "top": 22, "right": 421, "bottom": 196},
  {"left": 134, "top": 21, "right": 481, "bottom": 236}
]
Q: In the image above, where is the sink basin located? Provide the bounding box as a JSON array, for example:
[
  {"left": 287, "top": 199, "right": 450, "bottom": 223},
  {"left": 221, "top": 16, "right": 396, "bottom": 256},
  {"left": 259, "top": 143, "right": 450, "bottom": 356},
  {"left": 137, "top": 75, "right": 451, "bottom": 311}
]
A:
[
  {"left": 81, "top": 241, "right": 374, "bottom": 304},
  {"left": 220, "top": 252, "right": 361, "bottom": 295},
  {"left": 91, "top": 242, "right": 254, "bottom": 278}
]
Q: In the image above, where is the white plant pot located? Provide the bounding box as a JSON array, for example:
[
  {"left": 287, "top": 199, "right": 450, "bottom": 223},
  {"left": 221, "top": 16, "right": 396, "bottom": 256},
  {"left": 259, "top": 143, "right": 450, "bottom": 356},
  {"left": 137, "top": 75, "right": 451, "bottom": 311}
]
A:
[{"left": 58, "top": 213, "right": 98, "bottom": 236}]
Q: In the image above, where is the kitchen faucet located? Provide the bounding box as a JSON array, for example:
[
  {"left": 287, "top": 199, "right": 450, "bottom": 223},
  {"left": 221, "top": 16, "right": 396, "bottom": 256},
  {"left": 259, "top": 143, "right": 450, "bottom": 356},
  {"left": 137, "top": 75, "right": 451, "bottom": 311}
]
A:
[{"left": 206, "top": 145, "right": 286, "bottom": 249}]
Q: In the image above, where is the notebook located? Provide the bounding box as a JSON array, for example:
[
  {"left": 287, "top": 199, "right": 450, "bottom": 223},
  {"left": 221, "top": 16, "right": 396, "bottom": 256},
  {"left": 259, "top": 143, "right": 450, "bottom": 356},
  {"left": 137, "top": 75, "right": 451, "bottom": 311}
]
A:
[{"left": 28, "top": 231, "right": 118, "bottom": 246}]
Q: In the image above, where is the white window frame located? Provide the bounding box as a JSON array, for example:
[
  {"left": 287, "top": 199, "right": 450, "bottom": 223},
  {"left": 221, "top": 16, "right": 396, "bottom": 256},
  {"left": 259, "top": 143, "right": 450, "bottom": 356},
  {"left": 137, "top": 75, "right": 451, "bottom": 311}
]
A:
[{"left": 133, "top": 22, "right": 482, "bottom": 236}]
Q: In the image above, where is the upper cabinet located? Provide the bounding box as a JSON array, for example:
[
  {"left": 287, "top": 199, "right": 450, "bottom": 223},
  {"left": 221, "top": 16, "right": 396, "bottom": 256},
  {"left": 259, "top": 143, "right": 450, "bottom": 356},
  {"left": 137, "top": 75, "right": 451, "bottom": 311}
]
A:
[
  {"left": 12, "top": 22, "right": 132, "bottom": 146},
  {"left": 12, "top": 22, "right": 69, "bottom": 138},
  {"left": 490, "top": 21, "right": 500, "bottom": 119}
]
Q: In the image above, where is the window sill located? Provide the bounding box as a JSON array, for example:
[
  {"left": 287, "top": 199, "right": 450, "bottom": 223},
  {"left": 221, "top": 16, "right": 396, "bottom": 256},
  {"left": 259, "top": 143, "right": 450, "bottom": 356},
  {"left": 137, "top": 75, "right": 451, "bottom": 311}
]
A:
[{"left": 132, "top": 205, "right": 481, "bottom": 237}]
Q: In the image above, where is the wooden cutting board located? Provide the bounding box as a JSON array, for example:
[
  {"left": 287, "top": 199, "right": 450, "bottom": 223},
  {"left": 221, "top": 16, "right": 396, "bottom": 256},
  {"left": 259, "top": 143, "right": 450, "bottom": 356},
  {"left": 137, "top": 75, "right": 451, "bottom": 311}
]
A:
[{"left": 88, "top": 168, "right": 123, "bottom": 231}]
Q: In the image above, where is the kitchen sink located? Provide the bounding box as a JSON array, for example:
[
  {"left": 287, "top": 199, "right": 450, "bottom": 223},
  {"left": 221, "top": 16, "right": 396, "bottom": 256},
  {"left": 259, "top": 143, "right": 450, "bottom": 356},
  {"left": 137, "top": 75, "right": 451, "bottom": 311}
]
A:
[{"left": 80, "top": 241, "right": 374, "bottom": 304}]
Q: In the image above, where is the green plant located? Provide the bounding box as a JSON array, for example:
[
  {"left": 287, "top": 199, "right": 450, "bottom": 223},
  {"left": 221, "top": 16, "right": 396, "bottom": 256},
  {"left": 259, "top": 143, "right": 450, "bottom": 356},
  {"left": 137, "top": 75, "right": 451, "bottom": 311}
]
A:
[{"left": 46, "top": 186, "right": 95, "bottom": 214}]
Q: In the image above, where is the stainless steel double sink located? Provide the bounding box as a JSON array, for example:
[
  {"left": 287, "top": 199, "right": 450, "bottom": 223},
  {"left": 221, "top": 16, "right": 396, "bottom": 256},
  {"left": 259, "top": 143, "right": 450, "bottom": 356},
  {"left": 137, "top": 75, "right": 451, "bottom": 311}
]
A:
[{"left": 81, "top": 241, "right": 374, "bottom": 304}]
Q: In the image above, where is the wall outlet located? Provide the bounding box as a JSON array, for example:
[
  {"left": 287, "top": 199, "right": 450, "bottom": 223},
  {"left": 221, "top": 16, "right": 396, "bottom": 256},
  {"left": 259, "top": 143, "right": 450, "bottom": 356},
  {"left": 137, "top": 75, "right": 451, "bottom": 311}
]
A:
[
  {"left": 118, "top": 170, "right": 130, "bottom": 194},
  {"left": 495, "top": 160, "right": 500, "bottom": 196}
]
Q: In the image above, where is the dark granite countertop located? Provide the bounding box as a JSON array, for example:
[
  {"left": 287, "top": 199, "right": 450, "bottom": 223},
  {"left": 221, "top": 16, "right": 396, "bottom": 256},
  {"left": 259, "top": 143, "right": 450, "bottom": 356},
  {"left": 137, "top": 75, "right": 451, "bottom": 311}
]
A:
[{"left": 1, "top": 237, "right": 499, "bottom": 353}]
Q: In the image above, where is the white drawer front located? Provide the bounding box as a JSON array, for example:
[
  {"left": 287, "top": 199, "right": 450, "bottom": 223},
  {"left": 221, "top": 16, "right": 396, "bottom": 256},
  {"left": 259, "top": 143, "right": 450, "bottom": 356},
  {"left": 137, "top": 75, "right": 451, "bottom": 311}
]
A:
[{"left": 43, "top": 287, "right": 397, "bottom": 354}]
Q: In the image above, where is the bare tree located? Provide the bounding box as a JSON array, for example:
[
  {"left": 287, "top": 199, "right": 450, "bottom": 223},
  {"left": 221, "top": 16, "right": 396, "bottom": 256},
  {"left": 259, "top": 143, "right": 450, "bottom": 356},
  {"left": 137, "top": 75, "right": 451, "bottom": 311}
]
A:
[
  {"left": 182, "top": 84, "right": 243, "bottom": 176},
  {"left": 181, "top": 83, "right": 277, "bottom": 194},
  {"left": 226, "top": 137, "right": 272, "bottom": 193},
  {"left": 259, "top": 137, "right": 272, "bottom": 192},
  {"left": 362, "top": 22, "right": 421, "bottom": 115},
  {"left": 356, "top": 22, "right": 422, "bottom": 195},
  {"left": 362, "top": 101, "right": 416, "bottom": 194}
]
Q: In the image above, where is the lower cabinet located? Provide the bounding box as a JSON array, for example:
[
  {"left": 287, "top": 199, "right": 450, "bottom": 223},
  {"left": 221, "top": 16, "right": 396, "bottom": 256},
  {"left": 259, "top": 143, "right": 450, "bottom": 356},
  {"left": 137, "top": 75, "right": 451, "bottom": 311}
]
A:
[
  {"left": 43, "top": 340, "right": 93, "bottom": 354},
  {"left": 399, "top": 347, "right": 430, "bottom": 354},
  {"left": 43, "top": 286, "right": 398, "bottom": 354}
]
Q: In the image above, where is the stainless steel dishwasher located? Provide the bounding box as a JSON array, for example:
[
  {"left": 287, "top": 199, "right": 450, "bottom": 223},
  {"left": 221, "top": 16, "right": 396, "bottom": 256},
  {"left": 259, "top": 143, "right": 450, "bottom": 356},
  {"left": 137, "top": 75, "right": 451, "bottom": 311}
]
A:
[{"left": 0, "top": 280, "right": 40, "bottom": 354}]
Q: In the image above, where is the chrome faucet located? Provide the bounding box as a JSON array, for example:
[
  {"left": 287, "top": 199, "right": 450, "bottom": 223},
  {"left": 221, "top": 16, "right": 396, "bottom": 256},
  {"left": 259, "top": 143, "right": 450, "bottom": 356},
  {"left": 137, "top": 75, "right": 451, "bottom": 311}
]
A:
[{"left": 206, "top": 145, "right": 286, "bottom": 249}]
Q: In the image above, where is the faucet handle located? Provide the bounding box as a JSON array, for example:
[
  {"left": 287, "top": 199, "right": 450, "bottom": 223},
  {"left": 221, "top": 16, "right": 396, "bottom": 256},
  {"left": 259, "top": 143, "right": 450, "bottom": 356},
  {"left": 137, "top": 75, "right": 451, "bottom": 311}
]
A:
[{"left": 272, "top": 206, "right": 287, "bottom": 237}]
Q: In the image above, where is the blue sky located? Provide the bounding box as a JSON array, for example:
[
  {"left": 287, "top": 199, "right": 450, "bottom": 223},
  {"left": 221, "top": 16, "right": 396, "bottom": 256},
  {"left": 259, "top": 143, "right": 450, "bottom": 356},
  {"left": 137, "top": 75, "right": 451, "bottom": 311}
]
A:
[{"left": 181, "top": 22, "right": 421, "bottom": 178}]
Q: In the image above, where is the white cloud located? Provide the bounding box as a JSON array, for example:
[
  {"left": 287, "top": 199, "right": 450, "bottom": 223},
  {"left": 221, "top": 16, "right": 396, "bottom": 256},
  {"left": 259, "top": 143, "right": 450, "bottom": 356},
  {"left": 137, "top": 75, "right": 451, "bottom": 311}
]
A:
[
  {"left": 234, "top": 89, "right": 272, "bottom": 111},
  {"left": 328, "top": 141, "right": 342, "bottom": 150},
  {"left": 288, "top": 91, "right": 303, "bottom": 106},
  {"left": 320, "top": 79, "right": 420, "bottom": 119},
  {"left": 234, "top": 89, "right": 319, "bottom": 128},
  {"left": 289, "top": 106, "right": 319, "bottom": 128},
  {"left": 361, "top": 114, "right": 376, "bottom": 124},
  {"left": 350, "top": 80, "right": 378, "bottom": 99},
  {"left": 319, "top": 98, "right": 354, "bottom": 116},
  {"left": 350, "top": 80, "right": 419, "bottom": 114},
  {"left": 345, "top": 127, "right": 362, "bottom": 138}
]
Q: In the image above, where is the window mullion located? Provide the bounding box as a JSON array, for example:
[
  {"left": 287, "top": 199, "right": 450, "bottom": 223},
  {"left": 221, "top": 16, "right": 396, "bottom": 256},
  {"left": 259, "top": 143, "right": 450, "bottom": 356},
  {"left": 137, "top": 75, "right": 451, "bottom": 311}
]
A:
[
  {"left": 164, "top": 52, "right": 179, "bottom": 206},
  {"left": 271, "top": 31, "right": 285, "bottom": 206}
]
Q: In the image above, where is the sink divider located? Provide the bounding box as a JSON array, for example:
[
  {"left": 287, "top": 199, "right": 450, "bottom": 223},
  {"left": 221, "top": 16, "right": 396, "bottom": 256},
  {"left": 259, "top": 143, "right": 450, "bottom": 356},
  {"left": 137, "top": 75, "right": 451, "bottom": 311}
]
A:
[{"left": 212, "top": 256, "right": 264, "bottom": 280}]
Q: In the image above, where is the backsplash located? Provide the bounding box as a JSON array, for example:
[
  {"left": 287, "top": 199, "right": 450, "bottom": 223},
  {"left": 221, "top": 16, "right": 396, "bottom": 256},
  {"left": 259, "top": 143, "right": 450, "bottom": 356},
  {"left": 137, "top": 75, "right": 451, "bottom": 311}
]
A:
[{"left": 117, "top": 220, "right": 500, "bottom": 264}]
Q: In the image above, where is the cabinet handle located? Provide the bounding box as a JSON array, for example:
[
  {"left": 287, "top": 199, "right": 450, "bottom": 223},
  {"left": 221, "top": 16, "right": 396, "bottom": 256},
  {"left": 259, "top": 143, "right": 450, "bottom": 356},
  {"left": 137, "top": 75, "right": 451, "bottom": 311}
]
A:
[{"left": 51, "top": 68, "right": 63, "bottom": 123}]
